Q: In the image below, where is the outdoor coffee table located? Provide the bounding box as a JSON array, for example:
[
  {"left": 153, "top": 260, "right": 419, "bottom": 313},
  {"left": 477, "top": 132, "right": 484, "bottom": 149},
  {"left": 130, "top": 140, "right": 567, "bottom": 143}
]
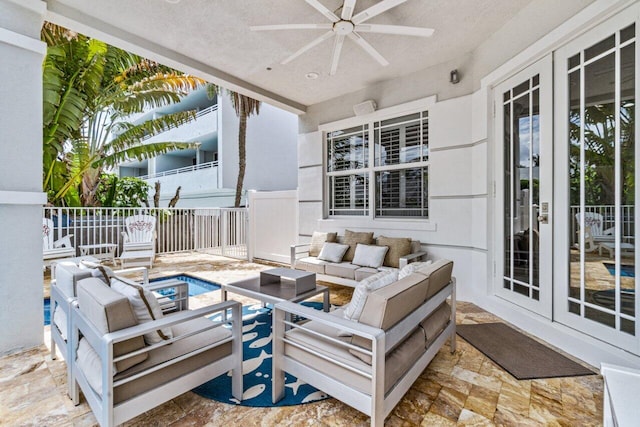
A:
[
  {"left": 221, "top": 268, "right": 329, "bottom": 314},
  {"left": 79, "top": 243, "right": 118, "bottom": 263}
]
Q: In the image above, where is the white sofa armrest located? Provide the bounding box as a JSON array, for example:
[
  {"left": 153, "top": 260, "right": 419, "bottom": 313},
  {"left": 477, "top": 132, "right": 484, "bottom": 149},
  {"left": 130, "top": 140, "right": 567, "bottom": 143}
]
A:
[
  {"left": 290, "top": 243, "right": 311, "bottom": 267},
  {"left": 114, "top": 266, "right": 149, "bottom": 284},
  {"left": 399, "top": 251, "right": 427, "bottom": 268}
]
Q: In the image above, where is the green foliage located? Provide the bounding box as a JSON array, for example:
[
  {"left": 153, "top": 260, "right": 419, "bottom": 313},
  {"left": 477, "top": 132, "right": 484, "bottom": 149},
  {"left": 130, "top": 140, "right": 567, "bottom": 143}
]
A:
[
  {"left": 41, "top": 23, "right": 205, "bottom": 206},
  {"left": 97, "top": 174, "right": 150, "bottom": 207}
]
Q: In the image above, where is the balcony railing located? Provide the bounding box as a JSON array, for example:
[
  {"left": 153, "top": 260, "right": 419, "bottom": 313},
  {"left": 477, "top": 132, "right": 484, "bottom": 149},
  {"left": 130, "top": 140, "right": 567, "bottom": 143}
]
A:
[
  {"left": 43, "top": 206, "right": 248, "bottom": 260},
  {"left": 139, "top": 104, "right": 218, "bottom": 143},
  {"left": 139, "top": 160, "right": 218, "bottom": 180}
]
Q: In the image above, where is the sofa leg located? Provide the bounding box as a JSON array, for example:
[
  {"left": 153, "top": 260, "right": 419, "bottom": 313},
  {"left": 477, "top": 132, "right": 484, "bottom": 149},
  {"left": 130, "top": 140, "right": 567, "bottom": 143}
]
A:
[{"left": 272, "top": 308, "right": 286, "bottom": 404}]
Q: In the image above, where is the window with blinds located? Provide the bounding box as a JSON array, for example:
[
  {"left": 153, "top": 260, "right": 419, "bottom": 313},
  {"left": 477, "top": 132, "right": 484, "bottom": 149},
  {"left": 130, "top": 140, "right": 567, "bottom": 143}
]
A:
[{"left": 326, "top": 111, "right": 429, "bottom": 219}]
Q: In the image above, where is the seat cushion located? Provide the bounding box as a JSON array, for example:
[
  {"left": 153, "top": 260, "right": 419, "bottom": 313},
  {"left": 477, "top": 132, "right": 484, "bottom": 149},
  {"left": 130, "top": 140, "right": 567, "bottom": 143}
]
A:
[
  {"left": 342, "top": 230, "right": 374, "bottom": 262},
  {"left": 111, "top": 277, "right": 173, "bottom": 345},
  {"left": 325, "top": 262, "right": 360, "bottom": 280},
  {"left": 421, "top": 302, "right": 452, "bottom": 345},
  {"left": 295, "top": 257, "right": 328, "bottom": 274},
  {"left": 376, "top": 236, "right": 412, "bottom": 268},
  {"left": 309, "top": 231, "right": 337, "bottom": 257},
  {"left": 113, "top": 317, "right": 232, "bottom": 404},
  {"left": 354, "top": 267, "right": 378, "bottom": 281}
]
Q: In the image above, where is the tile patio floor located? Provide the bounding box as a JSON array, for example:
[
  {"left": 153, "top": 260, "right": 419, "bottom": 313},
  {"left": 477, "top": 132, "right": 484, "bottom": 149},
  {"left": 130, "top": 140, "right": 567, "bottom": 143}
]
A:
[{"left": 2, "top": 252, "right": 603, "bottom": 426}]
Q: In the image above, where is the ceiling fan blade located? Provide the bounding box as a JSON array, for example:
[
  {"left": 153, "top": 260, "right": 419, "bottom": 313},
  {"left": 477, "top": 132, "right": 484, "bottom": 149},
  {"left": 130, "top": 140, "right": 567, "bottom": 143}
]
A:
[
  {"left": 305, "top": 0, "right": 339, "bottom": 22},
  {"left": 330, "top": 35, "right": 346, "bottom": 75},
  {"left": 250, "top": 23, "right": 333, "bottom": 31},
  {"left": 347, "top": 32, "right": 389, "bottom": 66},
  {"left": 355, "top": 24, "right": 434, "bottom": 37},
  {"left": 352, "top": 0, "right": 408, "bottom": 24},
  {"left": 341, "top": 0, "right": 357, "bottom": 20},
  {"left": 281, "top": 31, "right": 335, "bottom": 65}
]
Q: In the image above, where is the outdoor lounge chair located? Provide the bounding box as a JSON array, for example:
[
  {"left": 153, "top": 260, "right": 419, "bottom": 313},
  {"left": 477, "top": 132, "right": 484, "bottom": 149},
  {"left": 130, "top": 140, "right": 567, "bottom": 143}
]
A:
[
  {"left": 43, "top": 217, "right": 75, "bottom": 267},
  {"left": 272, "top": 259, "right": 456, "bottom": 427},
  {"left": 70, "top": 277, "right": 242, "bottom": 427},
  {"left": 575, "top": 212, "right": 614, "bottom": 252},
  {"left": 120, "top": 214, "right": 156, "bottom": 268}
]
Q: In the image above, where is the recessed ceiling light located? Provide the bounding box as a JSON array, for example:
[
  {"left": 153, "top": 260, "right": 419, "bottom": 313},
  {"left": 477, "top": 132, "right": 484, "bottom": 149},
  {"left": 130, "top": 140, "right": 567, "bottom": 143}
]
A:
[{"left": 305, "top": 72, "right": 319, "bottom": 80}]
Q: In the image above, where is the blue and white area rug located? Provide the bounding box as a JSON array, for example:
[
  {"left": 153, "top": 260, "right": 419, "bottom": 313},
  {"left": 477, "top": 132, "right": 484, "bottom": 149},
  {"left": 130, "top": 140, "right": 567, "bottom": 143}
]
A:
[{"left": 192, "top": 302, "right": 330, "bottom": 407}]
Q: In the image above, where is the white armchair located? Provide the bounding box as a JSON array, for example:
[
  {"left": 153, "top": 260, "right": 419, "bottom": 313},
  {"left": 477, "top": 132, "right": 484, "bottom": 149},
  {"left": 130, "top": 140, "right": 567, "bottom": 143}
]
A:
[
  {"left": 43, "top": 217, "right": 75, "bottom": 267},
  {"left": 70, "top": 277, "right": 242, "bottom": 427},
  {"left": 120, "top": 214, "right": 157, "bottom": 268}
]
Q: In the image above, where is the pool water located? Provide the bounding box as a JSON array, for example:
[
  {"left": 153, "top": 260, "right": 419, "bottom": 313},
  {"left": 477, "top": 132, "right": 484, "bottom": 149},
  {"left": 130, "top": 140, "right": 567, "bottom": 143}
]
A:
[
  {"left": 603, "top": 263, "right": 635, "bottom": 278},
  {"left": 44, "top": 298, "right": 51, "bottom": 326},
  {"left": 150, "top": 274, "right": 221, "bottom": 297}
]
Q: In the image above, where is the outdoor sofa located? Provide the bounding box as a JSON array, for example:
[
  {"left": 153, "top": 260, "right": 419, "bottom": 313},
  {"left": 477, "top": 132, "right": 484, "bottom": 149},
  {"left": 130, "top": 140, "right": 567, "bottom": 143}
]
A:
[
  {"left": 291, "top": 230, "right": 427, "bottom": 287},
  {"left": 273, "top": 259, "right": 456, "bottom": 427}
]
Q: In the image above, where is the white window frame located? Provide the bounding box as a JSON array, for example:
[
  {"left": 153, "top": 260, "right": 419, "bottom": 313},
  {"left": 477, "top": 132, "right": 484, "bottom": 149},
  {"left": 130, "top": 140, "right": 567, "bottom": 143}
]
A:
[{"left": 321, "top": 96, "right": 436, "bottom": 222}]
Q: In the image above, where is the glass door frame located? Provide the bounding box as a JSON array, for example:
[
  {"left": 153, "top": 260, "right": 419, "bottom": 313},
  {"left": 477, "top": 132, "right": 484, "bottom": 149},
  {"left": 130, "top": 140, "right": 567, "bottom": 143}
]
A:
[
  {"left": 493, "top": 54, "right": 554, "bottom": 319},
  {"left": 553, "top": 6, "right": 639, "bottom": 354}
]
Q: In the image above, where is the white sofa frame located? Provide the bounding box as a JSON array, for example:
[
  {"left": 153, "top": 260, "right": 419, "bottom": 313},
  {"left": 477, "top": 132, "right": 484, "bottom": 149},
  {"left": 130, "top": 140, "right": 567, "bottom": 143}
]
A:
[
  {"left": 290, "top": 243, "right": 427, "bottom": 287},
  {"left": 71, "top": 300, "right": 242, "bottom": 427},
  {"left": 272, "top": 279, "right": 456, "bottom": 427}
]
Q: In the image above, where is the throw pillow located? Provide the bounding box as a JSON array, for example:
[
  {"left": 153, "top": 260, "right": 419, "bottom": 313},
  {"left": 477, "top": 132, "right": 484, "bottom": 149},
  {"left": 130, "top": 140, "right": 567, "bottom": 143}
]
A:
[
  {"left": 352, "top": 244, "right": 389, "bottom": 268},
  {"left": 110, "top": 278, "right": 173, "bottom": 345},
  {"left": 343, "top": 270, "right": 399, "bottom": 321},
  {"left": 398, "top": 260, "right": 433, "bottom": 280},
  {"left": 309, "top": 231, "right": 338, "bottom": 257},
  {"left": 342, "top": 230, "right": 374, "bottom": 262},
  {"left": 376, "top": 236, "right": 412, "bottom": 268},
  {"left": 80, "top": 260, "right": 114, "bottom": 285},
  {"left": 317, "top": 242, "right": 350, "bottom": 263}
]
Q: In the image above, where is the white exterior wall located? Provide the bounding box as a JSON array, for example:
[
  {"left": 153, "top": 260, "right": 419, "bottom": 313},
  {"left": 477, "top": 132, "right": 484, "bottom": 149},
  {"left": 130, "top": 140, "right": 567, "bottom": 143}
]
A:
[
  {"left": 0, "top": 0, "right": 47, "bottom": 355},
  {"left": 295, "top": 0, "right": 639, "bottom": 368},
  {"left": 219, "top": 93, "right": 298, "bottom": 193}
]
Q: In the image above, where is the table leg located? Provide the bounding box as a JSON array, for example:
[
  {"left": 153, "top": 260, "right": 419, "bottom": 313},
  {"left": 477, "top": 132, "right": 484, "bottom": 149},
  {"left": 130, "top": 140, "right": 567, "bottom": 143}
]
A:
[
  {"left": 221, "top": 288, "right": 228, "bottom": 321},
  {"left": 323, "top": 289, "right": 329, "bottom": 312}
]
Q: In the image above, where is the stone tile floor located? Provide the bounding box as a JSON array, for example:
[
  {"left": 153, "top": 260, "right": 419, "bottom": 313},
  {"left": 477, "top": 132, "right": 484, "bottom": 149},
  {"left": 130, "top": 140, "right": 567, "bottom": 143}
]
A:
[{"left": 2, "top": 252, "right": 603, "bottom": 426}]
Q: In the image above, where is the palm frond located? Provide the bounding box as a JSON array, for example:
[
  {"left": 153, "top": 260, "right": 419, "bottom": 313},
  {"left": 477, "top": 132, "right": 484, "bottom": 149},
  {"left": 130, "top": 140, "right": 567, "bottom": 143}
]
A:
[{"left": 98, "top": 141, "right": 198, "bottom": 169}]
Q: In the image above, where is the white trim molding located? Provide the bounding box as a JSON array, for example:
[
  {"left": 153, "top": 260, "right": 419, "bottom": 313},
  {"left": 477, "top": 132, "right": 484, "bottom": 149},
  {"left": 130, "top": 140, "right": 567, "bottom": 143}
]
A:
[
  {"left": 0, "top": 191, "right": 47, "bottom": 206},
  {"left": 0, "top": 27, "right": 46, "bottom": 55}
]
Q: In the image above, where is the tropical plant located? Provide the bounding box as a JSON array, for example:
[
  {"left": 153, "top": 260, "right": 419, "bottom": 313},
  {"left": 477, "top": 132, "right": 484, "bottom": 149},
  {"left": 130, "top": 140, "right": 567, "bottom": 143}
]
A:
[
  {"left": 97, "top": 174, "right": 150, "bottom": 207},
  {"left": 207, "top": 84, "right": 261, "bottom": 207},
  {"left": 42, "top": 23, "right": 205, "bottom": 206}
]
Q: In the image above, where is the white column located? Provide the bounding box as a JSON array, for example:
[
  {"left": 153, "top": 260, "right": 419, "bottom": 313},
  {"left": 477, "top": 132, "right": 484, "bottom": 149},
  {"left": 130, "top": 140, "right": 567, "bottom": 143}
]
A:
[{"left": 0, "top": 0, "right": 47, "bottom": 354}]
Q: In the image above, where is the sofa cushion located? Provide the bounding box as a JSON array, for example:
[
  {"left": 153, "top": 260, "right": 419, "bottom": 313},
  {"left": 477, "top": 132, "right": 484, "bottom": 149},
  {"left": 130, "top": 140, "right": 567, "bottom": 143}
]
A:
[
  {"left": 354, "top": 267, "right": 378, "bottom": 281},
  {"left": 325, "top": 262, "right": 360, "bottom": 280},
  {"left": 112, "top": 317, "right": 232, "bottom": 404},
  {"left": 352, "top": 243, "right": 389, "bottom": 268},
  {"left": 317, "top": 242, "right": 349, "bottom": 263},
  {"left": 309, "top": 231, "right": 337, "bottom": 257},
  {"left": 376, "top": 236, "right": 412, "bottom": 268},
  {"left": 77, "top": 278, "right": 148, "bottom": 373},
  {"left": 342, "top": 230, "right": 374, "bottom": 261},
  {"left": 398, "top": 260, "right": 433, "bottom": 280},
  {"left": 344, "top": 270, "right": 399, "bottom": 321},
  {"left": 111, "top": 277, "right": 173, "bottom": 345},
  {"left": 79, "top": 259, "right": 114, "bottom": 285},
  {"left": 421, "top": 302, "right": 452, "bottom": 345},
  {"left": 294, "top": 256, "right": 328, "bottom": 274},
  {"left": 55, "top": 261, "right": 93, "bottom": 298},
  {"left": 415, "top": 259, "right": 454, "bottom": 299}
]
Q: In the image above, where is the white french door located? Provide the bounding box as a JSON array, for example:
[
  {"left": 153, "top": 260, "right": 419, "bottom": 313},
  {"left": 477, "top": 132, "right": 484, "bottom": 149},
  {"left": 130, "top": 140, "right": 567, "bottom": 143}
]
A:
[
  {"left": 494, "top": 55, "right": 554, "bottom": 318},
  {"left": 554, "top": 8, "right": 639, "bottom": 353}
]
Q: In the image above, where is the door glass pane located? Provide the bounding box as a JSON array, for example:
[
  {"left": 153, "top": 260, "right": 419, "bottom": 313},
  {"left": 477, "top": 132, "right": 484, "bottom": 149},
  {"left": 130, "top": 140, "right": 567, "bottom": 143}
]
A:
[
  {"left": 531, "top": 89, "right": 540, "bottom": 294},
  {"left": 566, "top": 29, "right": 636, "bottom": 337},
  {"left": 504, "top": 101, "right": 512, "bottom": 287}
]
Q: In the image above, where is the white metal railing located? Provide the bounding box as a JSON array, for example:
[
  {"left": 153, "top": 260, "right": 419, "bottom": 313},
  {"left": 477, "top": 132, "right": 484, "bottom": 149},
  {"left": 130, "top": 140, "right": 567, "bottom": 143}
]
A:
[
  {"left": 139, "top": 104, "right": 218, "bottom": 143},
  {"left": 139, "top": 161, "right": 218, "bottom": 180},
  {"left": 42, "top": 206, "right": 248, "bottom": 260},
  {"left": 570, "top": 205, "right": 635, "bottom": 245}
]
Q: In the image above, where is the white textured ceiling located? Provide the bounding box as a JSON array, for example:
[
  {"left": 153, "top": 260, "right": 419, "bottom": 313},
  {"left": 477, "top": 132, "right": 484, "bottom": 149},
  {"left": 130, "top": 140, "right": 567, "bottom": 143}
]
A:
[{"left": 46, "top": 0, "right": 534, "bottom": 109}]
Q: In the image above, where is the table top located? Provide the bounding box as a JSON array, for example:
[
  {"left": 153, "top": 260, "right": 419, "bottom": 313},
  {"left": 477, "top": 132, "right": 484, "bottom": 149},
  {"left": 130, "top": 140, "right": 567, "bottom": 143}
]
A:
[
  {"left": 223, "top": 277, "right": 327, "bottom": 303},
  {"left": 79, "top": 243, "right": 117, "bottom": 249},
  {"left": 261, "top": 267, "right": 316, "bottom": 280}
]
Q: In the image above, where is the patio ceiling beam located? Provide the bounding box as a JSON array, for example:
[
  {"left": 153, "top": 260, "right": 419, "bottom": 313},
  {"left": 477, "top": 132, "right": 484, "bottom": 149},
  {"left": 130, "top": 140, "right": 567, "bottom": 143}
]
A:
[{"left": 43, "top": 0, "right": 307, "bottom": 115}]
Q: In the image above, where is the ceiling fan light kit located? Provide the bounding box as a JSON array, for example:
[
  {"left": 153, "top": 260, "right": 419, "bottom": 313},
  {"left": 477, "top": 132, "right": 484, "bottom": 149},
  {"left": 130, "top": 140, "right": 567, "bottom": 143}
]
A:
[{"left": 251, "top": 0, "right": 434, "bottom": 76}]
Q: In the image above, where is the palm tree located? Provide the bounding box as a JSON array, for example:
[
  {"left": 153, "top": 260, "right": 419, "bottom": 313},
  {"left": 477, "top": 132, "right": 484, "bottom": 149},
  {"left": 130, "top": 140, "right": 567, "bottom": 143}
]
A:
[
  {"left": 206, "top": 85, "right": 261, "bottom": 207},
  {"left": 42, "top": 23, "right": 205, "bottom": 206}
]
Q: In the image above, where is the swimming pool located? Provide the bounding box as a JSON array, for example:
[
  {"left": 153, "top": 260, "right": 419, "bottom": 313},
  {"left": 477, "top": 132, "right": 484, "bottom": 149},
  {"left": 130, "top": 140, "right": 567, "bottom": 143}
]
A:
[
  {"left": 44, "top": 298, "right": 51, "bottom": 326},
  {"left": 150, "top": 274, "right": 221, "bottom": 297},
  {"left": 603, "top": 263, "right": 635, "bottom": 278}
]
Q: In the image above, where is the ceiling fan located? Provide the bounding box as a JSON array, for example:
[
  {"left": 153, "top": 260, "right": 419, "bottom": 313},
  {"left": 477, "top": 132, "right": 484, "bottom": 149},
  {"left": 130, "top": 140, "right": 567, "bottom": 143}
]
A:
[{"left": 250, "top": 0, "right": 434, "bottom": 75}]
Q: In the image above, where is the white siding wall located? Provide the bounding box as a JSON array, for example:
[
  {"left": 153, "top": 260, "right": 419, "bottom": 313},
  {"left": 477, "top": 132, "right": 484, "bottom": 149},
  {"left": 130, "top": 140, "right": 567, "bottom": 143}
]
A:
[{"left": 248, "top": 190, "right": 298, "bottom": 264}]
